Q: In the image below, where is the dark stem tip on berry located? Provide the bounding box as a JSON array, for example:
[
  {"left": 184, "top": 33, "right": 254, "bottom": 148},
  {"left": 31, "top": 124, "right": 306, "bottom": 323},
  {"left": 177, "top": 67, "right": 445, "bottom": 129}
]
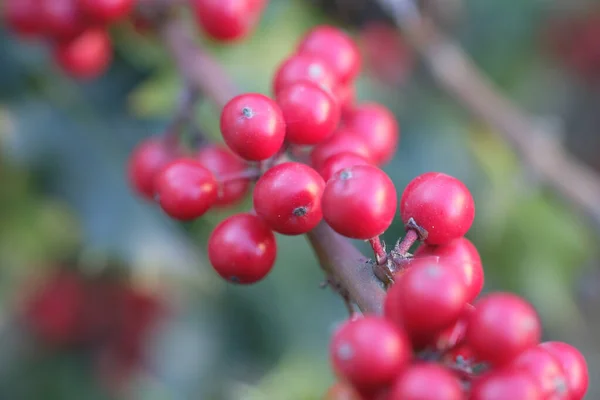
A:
[
  {"left": 241, "top": 106, "right": 254, "bottom": 118},
  {"left": 293, "top": 206, "right": 308, "bottom": 217}
]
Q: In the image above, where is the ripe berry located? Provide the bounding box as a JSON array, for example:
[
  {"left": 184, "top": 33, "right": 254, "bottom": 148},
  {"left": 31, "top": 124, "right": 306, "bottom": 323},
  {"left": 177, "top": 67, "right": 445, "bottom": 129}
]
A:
[
  {"left": 511, "top": 346, "right": 569, "bottom": 399},
  {"left": 387, "top": 363, "right": 463, "bottom": 400},
  {"left": 272, "top": 53, "right": 338, "bottom": 94},
  {"left": 5, "top": 0, "right": 44, "bottom": 37},
  {"left": 343, "top": 103, "right": 399, "bottom": 165},
  {"left": 540, "top": 341, "right": 588, "bottom": 399},
  {"left": 220, "top": 93, "right": 286, "bottom": 161},
  {"left": 253, "top": 162, "right": 325, "bottom": 235},
  {"left": 79, "top": 0, "right": 134, "bottom": 24},
  {"left": 196, "top": 144, "right": 250, "bottom": 207},
  {"left": 322, "top": 165, "right": 397, "bottom": 239},
  {"left": 154, "top": 159, "right": 218, "bottom": 220},
  {"left": 276, "top": 81, "right": 340, "bottom": 145},
  {"left": 431, "top": 304, "right": 475, "bottom": 352},
  {"left": 471, "top": 368, "right": 543, "bottom": 400},
  {"left": 400, "top": 172, "right": 475, "bottom": 245},
  {"left": 467, "top": 293, "right": 541, "bottom": 365},
  {"left": 310, "top": 129, "right": 373, "bottom": 170},
  {"left": 54, "top": 28, "right": 112, "bottom": 79},
  {"left": 128, "top": 138, "right": 178, "bottom": 200},
  {"left": 319, "top": 152, "right": 371, "bottom": 182},
  {"left": 330, "top": 316, "right": 411, "bottom": 390},
  {"left": 384, "top": 258, "right": 469, "bottom": 338},
  {"left": 414, "top": 237, "right": 484, "bottom": 303},
  {"left": 208, "top": 213, "right": 276, "bottom": 284},
  {"left": 298, "top": 25, "right": 361, "bottom": 84},
  {"left": 40, "top": 0, "right": 87, "bottom": 40},
  {"left": 191, "top": 0, "right": 265, "bottom": 42}
]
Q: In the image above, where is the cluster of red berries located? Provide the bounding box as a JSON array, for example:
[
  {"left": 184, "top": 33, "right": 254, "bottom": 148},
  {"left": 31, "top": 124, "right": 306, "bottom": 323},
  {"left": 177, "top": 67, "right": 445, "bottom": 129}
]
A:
[
  {"left": 20, "top": 268, "right": 164, "bottom": 390},
  {"left": 3, "top": 0, "right": 135, "bottom": 79}
]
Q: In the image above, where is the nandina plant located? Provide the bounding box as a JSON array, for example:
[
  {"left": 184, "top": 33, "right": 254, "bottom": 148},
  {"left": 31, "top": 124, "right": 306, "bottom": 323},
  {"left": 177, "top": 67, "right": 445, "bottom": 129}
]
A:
[{"left": 4, "top": 0, "right": 590, "bottom": 398}]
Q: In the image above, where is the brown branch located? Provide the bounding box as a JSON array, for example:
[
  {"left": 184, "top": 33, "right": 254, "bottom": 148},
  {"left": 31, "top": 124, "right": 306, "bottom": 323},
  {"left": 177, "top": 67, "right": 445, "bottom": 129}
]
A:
[
  {"left": 158, "top": 12, "right": 386, "bottom": 314},
  {"left": 379, "top": 0, "right": 600, "bottom": 231}
]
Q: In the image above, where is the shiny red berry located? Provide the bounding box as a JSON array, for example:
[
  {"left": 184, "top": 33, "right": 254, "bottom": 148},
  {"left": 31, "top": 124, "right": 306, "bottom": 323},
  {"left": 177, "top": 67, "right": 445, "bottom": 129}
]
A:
[
  {"left": 387, "top": 363, "right": 463, "bottom": 400},
  {"left": 343, "top": 103, "right": 399, "bottom": 165},
  {"left": 400, "top": 172, "right": 475, "bottom": 245},
  {"left": 322, "top": 165, "right": 397, "bottom": 239},
  {"left": 40, "top": 0, "right": 87, "bottom": 40},
  {"left": 310, "top": 129, "right": 373, "bottom": 170},
  {"left": 5, "top": 0, "right": 44, "bottom": 37},
  {"left": 471, "top": 368, "right": 543, "bottom": 400},
  {"left": 191, "top": 0, "right": 265, "bottom": 42},
  {"left": 128, "top": 138, "right": 178, "bottom": 200},
  {"left": 540, "top": 341, "right": 588, "bottom": 399},
  {"left": 298, "top": 25, "right": 361, "bottom": 84},
  {"left": 319, "top": 152, "right": 371, "bottom": 182},
  {"left": 330, "top": 316, "right": 411, "bottom": 391},
  {"left": 276, "top": 81, "right": 340, "bottom": 145},
  {"left": 414, "top": 237, "right": 483, "bottom": 303},
  {"left": 196, "top": 144, "right": 250, "bottom": 207},
  {"left": 208, "top": 213, "right": 276, "bottom": 284},
  {"left": 79, "top": 0, "right": 134, "bottom": 23},
  {"left": 253, "top": 162, "right": 325, "bottom": 235},
  {"left": 54, "top": 28, "right": 112, "bottom": 80},
  {"left": 511, "top": 346, "right": 569, "bottom": 399},
  {"left": 154, "top": 159, "right": 218, "bottom": 220},
  {"left": 467, "top": 293, "right": 541, "bottom": 365},
  {"left": 220, "top": 93, "right": 286, "bottom": 161},
  {"left": 384, "top": 258, "right": 469, "bottom": 338},
  {"left": 273, "top": 53, "right": 338, "bottom": 94}
]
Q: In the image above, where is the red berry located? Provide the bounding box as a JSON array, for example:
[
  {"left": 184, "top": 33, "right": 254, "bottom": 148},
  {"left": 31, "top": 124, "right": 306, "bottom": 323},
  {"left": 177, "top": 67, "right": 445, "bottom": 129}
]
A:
[
  {"left": 400, "top": 172, "right": 475, "bottom": 245},
  {"left": 431, "top": 303, "right": 475, "bottom": 352},
  {"left": 311, "top": 129, "right": 373, "bottom": 170},
  {"left": 330, "top": 316, "right": 411, "bottom": 391},
  {"left": 196, "top": 144, "right": 250, "bottom": 207},
  {"left": 78, "top": 0, "right": 134, "bottom": 23},
  {"left": 414, "top": 237, "right": 483, "bottom": 303},
  {"left": 471, "top": 368, "right": 543, "bottom": 400},
  {"left": 540, "top": 342, "right": 588, "bottom": 399},
  {"left": 272, "top": 53, "right": 338, "bottom": 94},
  {"left": 511, "top": 346, "right": 569, "bottom": 399},
  {"left": 322, "top": 165, "right": 397, "bottom": 239},
  {"left": 343, "top": 103, "right": 399, "bottom": 165},
  {"left": 467, "top": 293, "right": 541, "bottom": 365},
  {"left": 191, "top": 0, "right": 265, "bottom": 42},
  {"left": 220, "top": 93, "right": 286, "bottom": 161},
  {"left": 384, "top": 258, "right": 469, "bottom": 338},
  {"left": 54, "top": 28, "right": 112, "bottom": 80},
  {"left": 128, "top": 138, "right": 178, "bottom": 200},
  {"left": 253, "top": 162, "right": 325, "bottom": 235},
  {"left": 387, "top": 363, "right": 463, "bottom": 400},
  {"left": 40, "top": 0, "right": 87, "bottom": 40},
  {"left": 5, "top": 0, "right": 44, "bottom": 37},
  {"left": 154, "top": 159, "right": 218, "bottom": 220},
  {"left": 208, "top": 213, "right": 276, "bottom": 284},
  {"left": 319, "top": 152, "right": 371, "bottom": 182},
  {"left": 276, "top": 81, "right": 340, "bottom": 145},
  {"left": 298, "top": 25, "right": 361, "bottom": 84}
]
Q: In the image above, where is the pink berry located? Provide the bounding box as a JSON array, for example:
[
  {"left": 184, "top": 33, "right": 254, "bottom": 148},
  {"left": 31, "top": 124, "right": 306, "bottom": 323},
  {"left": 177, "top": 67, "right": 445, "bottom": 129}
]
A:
[
  {"left": 540, "top": 341, "right": 588, "bottom": 399},
  {"left": 154, "top": 159, "right": 218, "bottom": 220},
  {"left": 400, "top": 172, "right": 475, "bottom": 245},
  {"left": 387, "top": 363, "right": 463, "bottom": 400},
  {"left": 414, "top": 237, "right": 484, "bottom": 303},
  {"left": 467, "top": 293, "right": 541, "bottom": 365},
  {"left": 310, "top": 129, "right": 373, "bottom": 170},
  {"left": 318, "top": 152, "right": 371, "bottom": 182},
  {"left": 253, "top": 162, "right": 325, "bottom": 235},
  {"left": 54, "top": 28, "right": 112, "bottom": 80},
  {"left": 343, "top": 103, "right": 399, "bottom": 165},
  {"left": 298, "top": 25, "right": 361, "bottom": 84},
  {"left": 196, "top": 144, "right": 250, "bottom": 207},
  {"left": 79, "top": 0, "right": 134, "bottom": 23},
  {"left": 322, "top": 165, "right": 397, "bottom": 239},
  {"left": 471, "top": 368, "right": 543, "bottom": 400},
  {"left": 220, "top": 93, "right": 286, "bottom": 161},
  {"left": 272, "top": 53, "right": 338, "bottom": 95},
  {"left": 276, "top": 81, "right": 340, "bottom": 145},
  {"left": 191, "top": 0, "right": 265, "bottom": 42},
  {"left": 208, "top": 213, "right": 276, "bottom": 284},
  {"left": 127, "top": 137, "right": 178, "bottom": 199},
  {"left": 330, "top": 316, "right": 411, "bottom": 390},
  {"left": 511, "top": 346, "right": 569, "bottom": 399}
]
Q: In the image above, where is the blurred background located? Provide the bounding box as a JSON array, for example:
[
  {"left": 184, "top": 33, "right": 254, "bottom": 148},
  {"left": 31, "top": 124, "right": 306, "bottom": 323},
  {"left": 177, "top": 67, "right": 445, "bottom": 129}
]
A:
[{"left": 1, "top": 0, "right": 600, "bottom": 398}]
